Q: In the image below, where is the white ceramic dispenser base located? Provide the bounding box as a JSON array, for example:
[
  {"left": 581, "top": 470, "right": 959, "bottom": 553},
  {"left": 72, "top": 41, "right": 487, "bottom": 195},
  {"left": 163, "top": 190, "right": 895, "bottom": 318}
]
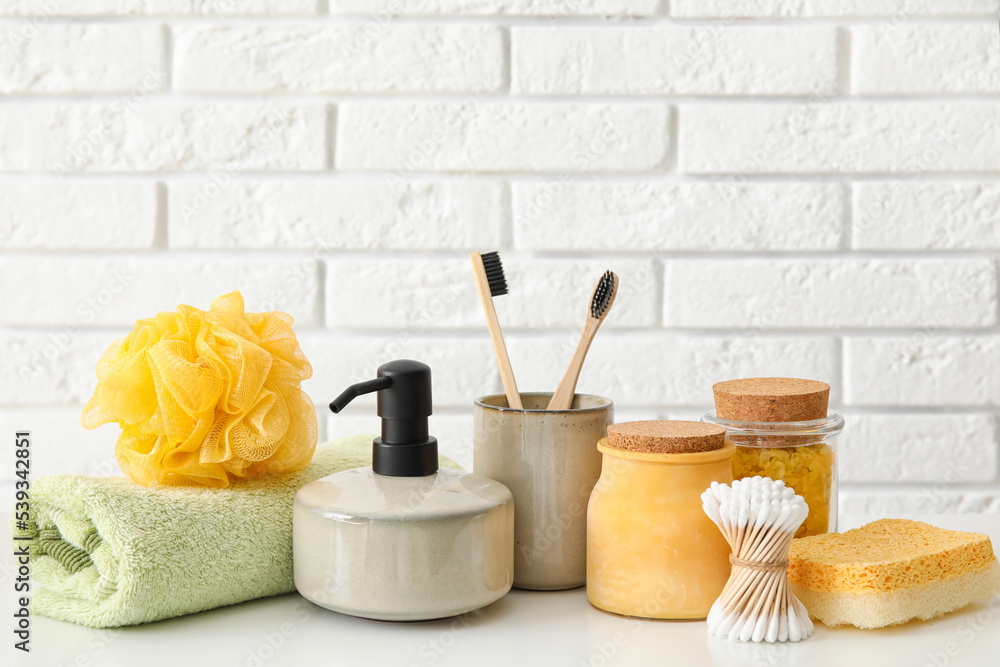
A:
[
  {"left": 294, "top": 467, "right": 513, "bottom": 621},
  {"left": 293, "top": 359, "right": 514, "bottom": 621}
]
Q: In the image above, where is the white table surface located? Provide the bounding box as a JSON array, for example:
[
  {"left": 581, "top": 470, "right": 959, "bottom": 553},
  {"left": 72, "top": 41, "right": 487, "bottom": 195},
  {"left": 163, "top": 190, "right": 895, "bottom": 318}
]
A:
[{"left": 10, "top": 514, "right": 1000, "bottom": 667}]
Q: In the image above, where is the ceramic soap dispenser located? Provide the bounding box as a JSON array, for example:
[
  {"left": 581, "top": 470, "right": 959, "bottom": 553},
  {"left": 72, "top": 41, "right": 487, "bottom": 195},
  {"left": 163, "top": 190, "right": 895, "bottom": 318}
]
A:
[{"left": 293, "top": 359, "right": 514, "bottom": 621}]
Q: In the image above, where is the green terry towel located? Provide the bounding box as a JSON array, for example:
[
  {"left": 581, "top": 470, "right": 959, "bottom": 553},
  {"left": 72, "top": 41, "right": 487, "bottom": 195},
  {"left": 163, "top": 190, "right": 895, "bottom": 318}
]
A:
[{"left": 13, "top": 435, "right": 461, "bottom": 628}]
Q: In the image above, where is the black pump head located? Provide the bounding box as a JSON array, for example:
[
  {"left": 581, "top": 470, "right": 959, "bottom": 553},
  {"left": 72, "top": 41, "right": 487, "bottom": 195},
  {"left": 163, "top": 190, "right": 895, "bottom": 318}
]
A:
[{"left": 329, "top": 359, "right": 438, "bottom": 477}]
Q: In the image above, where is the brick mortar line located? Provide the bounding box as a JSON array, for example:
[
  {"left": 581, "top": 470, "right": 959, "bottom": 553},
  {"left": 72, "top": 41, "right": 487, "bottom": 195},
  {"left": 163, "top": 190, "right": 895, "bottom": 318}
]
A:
[
  {"left": 1, "top": 250, "right": 998, "bottom": 260},
  {"left": 841, "top": 484, "right": 1000, "bottom": 491},
  {"left": 0, "top": 16, "right": 996, "bottom": 24},
  {"left": 4, "top": 403, "right": 997, "bottom": 412},
  {"left": 2, "top": 402, "right": 999, "bottom": 413},
  {"left": 5, "top": 173, "right": 1000, "bottom": 183},
  {"left": 7, "top": 94, "right": 1000, "bottom": 102},
  {"left": 4, "top": 325, "right": 1000, "bottom": 337},
  {"left": 7, "top": 172, "right": 1000, "bottom": 181}
]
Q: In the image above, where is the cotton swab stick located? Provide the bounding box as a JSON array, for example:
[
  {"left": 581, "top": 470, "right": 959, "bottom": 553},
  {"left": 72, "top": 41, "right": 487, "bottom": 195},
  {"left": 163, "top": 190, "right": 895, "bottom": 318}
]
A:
[{"left": 702, "top": 476, "right": 814, "bottom": 643}]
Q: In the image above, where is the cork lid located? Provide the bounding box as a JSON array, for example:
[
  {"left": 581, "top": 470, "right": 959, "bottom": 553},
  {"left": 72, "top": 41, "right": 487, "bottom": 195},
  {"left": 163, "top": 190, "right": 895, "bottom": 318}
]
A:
[
  {"left": 713, "top": 377, "right": 830, "bottom": 423},
  {"left": 606, "top": 420, "right": 726, "bottom": 454}
]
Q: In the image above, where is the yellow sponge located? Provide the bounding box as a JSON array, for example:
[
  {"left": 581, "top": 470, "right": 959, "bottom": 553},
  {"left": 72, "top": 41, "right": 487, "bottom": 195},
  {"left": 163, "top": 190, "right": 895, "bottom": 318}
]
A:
[{"left": 788, "top": 519, "right": 1000, "bottom": 628}]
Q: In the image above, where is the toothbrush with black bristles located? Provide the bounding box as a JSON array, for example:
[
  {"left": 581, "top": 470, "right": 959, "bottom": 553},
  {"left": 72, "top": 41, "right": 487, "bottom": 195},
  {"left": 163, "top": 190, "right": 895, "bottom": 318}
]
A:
[
  {"left": 470, "top": 251, "right": 523, "bottom": 409},
  {"left": 546, "top": 270, "right": 619, "bottom": 410}
]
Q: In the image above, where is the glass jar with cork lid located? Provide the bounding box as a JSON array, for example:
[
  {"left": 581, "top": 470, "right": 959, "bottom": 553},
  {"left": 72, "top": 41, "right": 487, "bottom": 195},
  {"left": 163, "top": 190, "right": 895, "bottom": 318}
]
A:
[
  {"left": 587, "top": 420, "right": 735, "bottom": 620},
  {"left": 702, "top": 378, "right": 843, "bottom": 538}
]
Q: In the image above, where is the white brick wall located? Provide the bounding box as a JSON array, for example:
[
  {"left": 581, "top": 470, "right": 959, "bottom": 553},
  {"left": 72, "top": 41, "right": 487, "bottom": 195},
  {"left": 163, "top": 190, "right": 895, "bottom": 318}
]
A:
[
  {"left": 0, "top": 102, "right": 325, "bottom": 172},
  {"left": 511, "top": 26, "right": 841, "bottom": 95},
  {"left": 853, "top": 25, "right": 1000, "bottom": 94},
  {"left": 681, "top": 103, "right": 1000, "bottom": 174},
  {"left": 328, "top": 1, "right": 659, "bottom": 15},
  {"left": 169, "top": 179, "right": 504, "bottom": 250},
  {"left": 0, "top": 24, "right": 164, "bottom": 93},
  {"left": 1, "top": 2, "right": 998, "bottom": 515},
  {"left": 0, "top": 1, "right": 318, "bottom": 15},
  {"left": 174, "top": 25, "right": 505, "bottom": 93},
  {"left": 665, "top": 259, "right": 998, "bottom": 329},
  {"left": 670, "top": 1, "right": 996, "bottom": 18},
  {"left": 0, "top": 181, "right": 158, "bottom": 248},
  {"left": 336, "top": 102, "right": 670, "bottom": 172}
]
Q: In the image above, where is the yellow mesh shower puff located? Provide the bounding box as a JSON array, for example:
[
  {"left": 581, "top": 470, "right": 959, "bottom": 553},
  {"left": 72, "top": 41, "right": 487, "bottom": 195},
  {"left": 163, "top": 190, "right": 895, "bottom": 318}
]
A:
[{"left": 82, "top": 292, "right": 318, "bottom": 488}]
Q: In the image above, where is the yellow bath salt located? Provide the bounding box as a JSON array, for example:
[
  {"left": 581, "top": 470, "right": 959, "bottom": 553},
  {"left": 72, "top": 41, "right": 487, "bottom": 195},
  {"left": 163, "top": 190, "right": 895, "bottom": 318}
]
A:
[
  {"left": 731, "top": 442, "right": 834, "bottom": 537},
  {"left": 708, "top": 378, "right": 843, "bottom": 538}
]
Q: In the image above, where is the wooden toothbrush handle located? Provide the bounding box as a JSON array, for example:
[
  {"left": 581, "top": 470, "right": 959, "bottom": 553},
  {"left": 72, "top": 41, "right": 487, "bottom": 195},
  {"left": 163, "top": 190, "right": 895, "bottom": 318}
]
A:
[
  {"left": 547, "top": 320, "right": 599, "bottom": 410},
  {"left": 471, "top": 257, "right": 523, "bottom": 409}
]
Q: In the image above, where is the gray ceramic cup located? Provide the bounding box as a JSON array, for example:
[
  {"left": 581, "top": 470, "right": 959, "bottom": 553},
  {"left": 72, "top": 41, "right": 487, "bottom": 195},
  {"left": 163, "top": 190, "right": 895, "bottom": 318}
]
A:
[{"left": 473, "top": 393, "right": 613, "bottom": 590}]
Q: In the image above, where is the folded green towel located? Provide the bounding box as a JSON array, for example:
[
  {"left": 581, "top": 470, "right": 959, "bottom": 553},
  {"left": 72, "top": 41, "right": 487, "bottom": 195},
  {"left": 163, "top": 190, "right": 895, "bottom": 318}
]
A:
[{"left": 14, "top": 435, "right": 460, "bottom": 628}]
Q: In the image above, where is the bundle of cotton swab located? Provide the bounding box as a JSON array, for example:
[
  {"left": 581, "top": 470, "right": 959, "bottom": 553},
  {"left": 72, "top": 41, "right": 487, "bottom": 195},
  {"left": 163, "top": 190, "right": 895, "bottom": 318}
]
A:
[{"left": 701, "top": 476, "right": 813, "bottom": 643}]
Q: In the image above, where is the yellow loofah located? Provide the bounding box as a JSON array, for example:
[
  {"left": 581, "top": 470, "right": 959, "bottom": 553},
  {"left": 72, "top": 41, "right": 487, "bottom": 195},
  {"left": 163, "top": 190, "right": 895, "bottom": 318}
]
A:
[{"left": 82, "top": 292, "right": 318, "bottom": 488}]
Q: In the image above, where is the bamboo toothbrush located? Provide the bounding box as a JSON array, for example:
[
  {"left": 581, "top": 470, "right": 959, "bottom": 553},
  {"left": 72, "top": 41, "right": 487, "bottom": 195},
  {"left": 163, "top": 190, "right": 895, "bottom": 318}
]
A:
[
  {"left": 470, "top": 251, "right": 522, "bottom": 409},
  {"left": 547, "top": 271, "right": 618, "bottom": 410}
]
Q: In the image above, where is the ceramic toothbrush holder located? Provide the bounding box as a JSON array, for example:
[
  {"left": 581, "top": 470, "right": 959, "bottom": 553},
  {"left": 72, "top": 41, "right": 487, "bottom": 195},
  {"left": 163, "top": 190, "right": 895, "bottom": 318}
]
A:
[{"left": 473, "top": 393, "right": 612, "bottom": 590}]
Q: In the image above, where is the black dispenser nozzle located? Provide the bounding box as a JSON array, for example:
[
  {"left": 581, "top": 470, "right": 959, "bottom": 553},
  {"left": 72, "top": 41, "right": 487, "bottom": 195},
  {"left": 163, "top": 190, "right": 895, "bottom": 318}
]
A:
[
  {"left": 329, "top": 360, "right": 438, "bottom": 477},
  {"left": 330, "top": 376, "right": 392, "bottom": 413}
]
